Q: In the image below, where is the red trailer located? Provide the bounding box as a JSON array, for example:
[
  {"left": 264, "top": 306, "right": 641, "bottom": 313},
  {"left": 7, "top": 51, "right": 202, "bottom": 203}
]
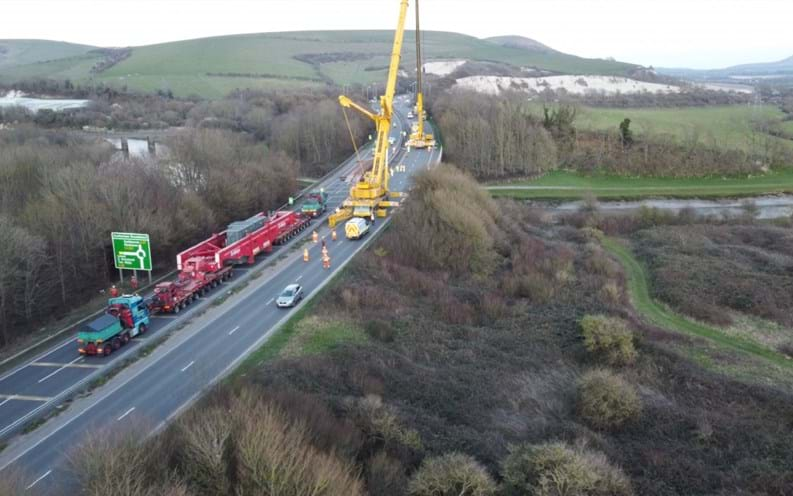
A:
[
  {"left": 177, "top": 210, "right": 311, "bottom": 269},
  {"left": 151, "top": 210, "right": 311, "bottom": 314}
]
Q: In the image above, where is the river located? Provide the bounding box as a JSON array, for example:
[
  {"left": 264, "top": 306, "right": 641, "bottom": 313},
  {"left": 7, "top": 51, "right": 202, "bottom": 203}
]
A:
[{"left": 541, "top": 196, "right": 793, "bottom": 220}]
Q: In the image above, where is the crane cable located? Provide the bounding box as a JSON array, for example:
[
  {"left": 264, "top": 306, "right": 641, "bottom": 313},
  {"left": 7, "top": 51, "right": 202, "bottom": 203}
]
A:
[{"left": 342, "top": 106, "right": 366, "bottom": 178}]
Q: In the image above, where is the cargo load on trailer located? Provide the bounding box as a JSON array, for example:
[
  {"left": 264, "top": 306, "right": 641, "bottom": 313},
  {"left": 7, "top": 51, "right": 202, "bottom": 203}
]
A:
[
  {"left": 301, "top": 191, "right": 328, "bottom": 218},
  {"left": 78, "top": 295, "right": 150, "bottom": 356}
]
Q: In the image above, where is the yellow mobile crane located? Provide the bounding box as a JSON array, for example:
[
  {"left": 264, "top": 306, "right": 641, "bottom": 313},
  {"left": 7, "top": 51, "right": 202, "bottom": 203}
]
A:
[
  {"left": 406, "top": 0, "right": 435, "bottom": 149},
  {"left": 328, "top": 0, "right": 410, "bottom": 228}
]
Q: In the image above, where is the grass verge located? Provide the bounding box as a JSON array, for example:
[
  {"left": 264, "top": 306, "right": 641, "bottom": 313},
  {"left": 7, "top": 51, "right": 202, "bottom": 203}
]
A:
[
  {"left": 488, "top": 169, "right": 793, "bottom": 200},
  {"left": 601, "top": 235, "right": 793, "bottom": 369}
]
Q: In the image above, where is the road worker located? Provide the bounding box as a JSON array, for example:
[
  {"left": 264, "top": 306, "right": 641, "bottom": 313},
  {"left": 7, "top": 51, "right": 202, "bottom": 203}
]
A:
[
  {"left": 130, "top": 275, "right": 138, "bottom": 290},
  {"left": 303, "top": 247, "right": 309, "bottom": 262},
  {"left": 110, "top": 285, "right": 119, "bottom": 297}
]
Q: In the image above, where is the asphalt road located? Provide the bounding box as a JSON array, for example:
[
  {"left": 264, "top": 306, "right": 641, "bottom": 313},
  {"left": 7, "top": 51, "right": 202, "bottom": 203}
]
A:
[{"left": 0, "top": 96, "right": 441, "bottom": 494}]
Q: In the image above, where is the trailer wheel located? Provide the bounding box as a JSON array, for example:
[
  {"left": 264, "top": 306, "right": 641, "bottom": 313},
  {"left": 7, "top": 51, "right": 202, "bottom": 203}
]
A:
[
  {"left": 174, "top": 304, "right": 181, "bottom": 314},
  {"left": 103, "top": 344, "right": 112, "bottom": 356}
]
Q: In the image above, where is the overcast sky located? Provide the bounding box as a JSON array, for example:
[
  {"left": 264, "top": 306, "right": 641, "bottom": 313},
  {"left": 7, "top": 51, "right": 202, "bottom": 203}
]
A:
[{"left": 2, "top": 0, "right": 791, "bottom": 69}]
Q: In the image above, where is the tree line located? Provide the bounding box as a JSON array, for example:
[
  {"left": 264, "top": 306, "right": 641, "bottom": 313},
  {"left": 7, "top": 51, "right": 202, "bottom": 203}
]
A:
[{"left": 0, "top": 90, "right": 363, "bottom": 348}]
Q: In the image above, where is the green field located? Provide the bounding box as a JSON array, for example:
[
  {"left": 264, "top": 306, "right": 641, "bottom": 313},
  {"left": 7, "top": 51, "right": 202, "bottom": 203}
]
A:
[
  {"left": 0, "top": 31, "right": 636, "bottom": 98},
  {"left": 0, "top": 39, "right": 95, "bottom": 68},
  {"left": 489, "top": 169, "right": 793, "bottom": 199},
  {"left": 528, "top": 103, "right": 793, "bottom": 154}
]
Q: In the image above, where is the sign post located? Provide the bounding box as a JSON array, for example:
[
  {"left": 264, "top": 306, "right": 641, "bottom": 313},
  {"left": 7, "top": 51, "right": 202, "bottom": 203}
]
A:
[{"left": 111, "top": 232, "right": 153, "bottom": 287}]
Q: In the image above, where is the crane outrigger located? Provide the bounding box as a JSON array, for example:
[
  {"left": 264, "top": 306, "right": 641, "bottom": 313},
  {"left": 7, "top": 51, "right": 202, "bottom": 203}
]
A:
[{"left": 328, "top": 0, "right": 410, "bottom": 227}]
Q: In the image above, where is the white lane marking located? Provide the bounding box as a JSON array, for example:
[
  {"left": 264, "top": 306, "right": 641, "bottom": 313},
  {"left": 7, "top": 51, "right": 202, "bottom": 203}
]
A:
[
  {"left": 37, "top": 356, "right": 82, "bottom": 384},
  {"left": 180, "top": 361, "right": 195, "bottom": 372},
  {"left": 266, "top": 298, "right": 274, "bottom": 305},
  {"left": 296, "top": 275, "right": 303, "bottom": 281},
  {"left": 25, "top": 469, "right": 51, "bottom": 490},
  {"left": 0, "top": 396, "right": 13, "bottom": 408},
  {"left": 228, "top": 326, "right": 240, "bottom": 336},
  {"left": 116, "top": 407, "right": 135, "bottom": 421}
]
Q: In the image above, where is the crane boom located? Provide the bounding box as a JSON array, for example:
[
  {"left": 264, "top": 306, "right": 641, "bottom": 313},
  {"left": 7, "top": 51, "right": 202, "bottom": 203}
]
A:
[
  {"left": 329, "top": 0, "right": 410, "bottom": 227},
  {"left": 407, "top": 0, "right": 435, "bottom": 149}
]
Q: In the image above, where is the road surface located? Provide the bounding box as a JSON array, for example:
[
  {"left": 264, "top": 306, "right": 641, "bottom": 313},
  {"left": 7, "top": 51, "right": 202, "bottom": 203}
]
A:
[{"left": 0, "top": 96, "right": 441, "bottom": 493}]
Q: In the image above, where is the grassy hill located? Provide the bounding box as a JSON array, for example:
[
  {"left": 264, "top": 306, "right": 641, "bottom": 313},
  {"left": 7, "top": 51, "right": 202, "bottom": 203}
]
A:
[
  {"left": 0, "top": 31, "right": 638, "bottom": 98},
  {"left": 0, "top": 39, "right": 96, "bottom": 68}
]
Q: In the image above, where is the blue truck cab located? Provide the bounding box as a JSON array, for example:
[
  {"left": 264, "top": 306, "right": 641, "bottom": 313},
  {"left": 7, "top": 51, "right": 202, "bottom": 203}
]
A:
[{"left": 78, "top": 295, "right": 150, "bottom": 356}]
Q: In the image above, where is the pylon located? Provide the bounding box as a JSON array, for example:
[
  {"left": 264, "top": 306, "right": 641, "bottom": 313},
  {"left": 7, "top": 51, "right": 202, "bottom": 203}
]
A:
[
  {"left": 312, "top": 230, "right": 319, "bottom": 243},
  {"left": 322, "top": 254, "right": 331, "bottom": 269},
  {"left": 321, "top": 245, "right": 329, "bottom": 258},
  {"left": 303, "top": 248, "right": 309, "bottom": 262},
  {"left": 331, "top": 230, "right": 337, "bottom": 241}
]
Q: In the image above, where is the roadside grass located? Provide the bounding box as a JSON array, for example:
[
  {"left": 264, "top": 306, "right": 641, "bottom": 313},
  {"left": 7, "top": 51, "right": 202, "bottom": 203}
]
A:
[
  {"left": 280, "top": 316, "right": 366, "bottom": 358},
  {"left": 488, "top": 168, "right": 793, "bottom": 200},
  {"left": 601, "top": 235, "right": 793, "bottom": 370}
]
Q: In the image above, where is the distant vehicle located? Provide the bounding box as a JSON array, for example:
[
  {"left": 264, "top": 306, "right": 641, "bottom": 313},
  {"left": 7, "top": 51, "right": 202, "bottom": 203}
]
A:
[
  {"left": 345, "top": 217, "right": 371, "bottom": 240},
  {"left": 407, "top": 111, "right": 414, "bottom": 119},
  {"left": 388, "top": 136, "right": 396, "bottom": 145},
  {"left": 276, "top": 284, "right": 304, "bottom": 308},
  {"left": 301, "top": 190, "right": 328, "bottom": 218}
]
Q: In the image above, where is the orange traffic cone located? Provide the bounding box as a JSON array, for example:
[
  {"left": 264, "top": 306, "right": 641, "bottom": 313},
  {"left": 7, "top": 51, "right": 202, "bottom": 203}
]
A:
[
  {"left": 322, "top": 254, "right": 331, "bottom": 269},
  {"left": 321, "top": 245, "right": 329, "bottom": 258},
  {"left": 303, "top": 248, "right": 309, "bottom": 262},
  {"left": 331, "top": 230, "right": 337, "bottom": 241},
  {"left": 312, "top": 230, "right": 319, "bottom": 243}
]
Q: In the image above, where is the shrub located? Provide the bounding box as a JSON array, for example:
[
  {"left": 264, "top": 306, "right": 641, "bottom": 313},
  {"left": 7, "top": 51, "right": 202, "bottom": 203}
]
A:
[
  {"left": 366, "top": 452, "right": 408, "bottom": 496},
  {"left": 232, "top": 395, "right": 364, "bottom": 495},
  {"left": 580, "top": 315, "right": 637, "bottom": 366},
  {"left": 364, "top": 319, "right": 398, "bottom": 343},
  {"left": 500, "top": 441, "right": 633, "bottom": 496},
  {"left": 408, "top": 452, "right": 496, "bottom": 496},
  {"left": 174, "top": 406, "right": 233, "bottom": 495},
  {"left": 577, "top": 369, "right": 642, "bottom": 430}
]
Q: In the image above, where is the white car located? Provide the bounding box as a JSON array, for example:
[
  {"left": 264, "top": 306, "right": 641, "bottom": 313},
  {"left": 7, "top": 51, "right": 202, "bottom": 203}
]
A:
[{"left": 276, "top": 284, "right": 304, "bottom": 308}]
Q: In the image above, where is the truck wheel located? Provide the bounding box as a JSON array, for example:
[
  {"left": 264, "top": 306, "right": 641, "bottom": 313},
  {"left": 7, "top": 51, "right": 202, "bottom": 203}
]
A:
[
  {"left": 174, "top": 304, "right": 181, "bottom": 314},
  {"left": 139, "top": 324, "right": 147, "bottom": 335},
  {"left": 112, "top": 337, "right": 121, "bottom": 350},
  {"left": 121, "top": 333, "right": 130, "bottom": 345},
  {"left": 103, "top": 344, "right": 112, "bottom": 356}
]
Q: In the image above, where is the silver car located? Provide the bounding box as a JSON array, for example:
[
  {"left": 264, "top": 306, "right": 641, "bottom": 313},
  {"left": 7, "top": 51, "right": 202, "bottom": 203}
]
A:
[{"left": 276, "top": 284, "right": 303, "bottom": 308}]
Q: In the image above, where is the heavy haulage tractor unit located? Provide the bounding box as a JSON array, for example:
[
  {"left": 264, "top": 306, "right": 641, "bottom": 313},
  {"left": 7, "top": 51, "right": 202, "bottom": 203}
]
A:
[
  {"left": 78, "top": 295, "right": 150, "bottom": 356},
  {"left": 301, "top": 190, "right": 329, "bottom": 218}
]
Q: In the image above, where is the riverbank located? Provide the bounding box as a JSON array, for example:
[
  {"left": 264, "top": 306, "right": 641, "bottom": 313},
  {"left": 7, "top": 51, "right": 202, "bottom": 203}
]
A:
[{"left": 488, "top": 169, "right": 793, "bottom": 200}]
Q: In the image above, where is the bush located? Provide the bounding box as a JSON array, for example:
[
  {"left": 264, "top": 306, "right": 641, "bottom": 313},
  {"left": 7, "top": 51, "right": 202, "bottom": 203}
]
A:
[
  {"left": 577, "top": 369, "right": 642, "bottom": 430},
  {"left": 580, "top": 315, "right": 637, "bottom": 366},
  {"left": 408, "top": 452, "right": 496, "bottom": 496},
  {"left": 391, "top": 164, "right": 500, "bottom": 276},
  {"left": 366, "top": 452, "right": 408, "bottom": 496},
  {"left": 500, "top": 441, "right": 633, "bottom": 496}
]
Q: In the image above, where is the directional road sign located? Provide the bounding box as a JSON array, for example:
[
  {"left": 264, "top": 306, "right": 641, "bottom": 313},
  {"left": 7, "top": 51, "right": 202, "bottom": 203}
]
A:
[{"left": 111, "top": 232, "right": 152, "bottom": 271}]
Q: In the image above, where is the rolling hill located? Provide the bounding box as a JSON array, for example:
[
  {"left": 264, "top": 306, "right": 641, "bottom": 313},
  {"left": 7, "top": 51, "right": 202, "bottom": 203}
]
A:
[
  {"left": 0, "top": 31, "right": 638, "bottom": 99},
  {"left": 659, "top": 54, "right": 793, "bottom": 80}
]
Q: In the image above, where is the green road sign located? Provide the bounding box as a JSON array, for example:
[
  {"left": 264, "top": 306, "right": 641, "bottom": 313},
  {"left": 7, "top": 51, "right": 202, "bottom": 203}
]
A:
[{"left": 111, "top": 232, "right": 152, "bottom": 271}]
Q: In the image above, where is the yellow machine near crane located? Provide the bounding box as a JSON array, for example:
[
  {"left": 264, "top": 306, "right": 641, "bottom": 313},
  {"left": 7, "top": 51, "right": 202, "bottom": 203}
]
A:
[
  {"left": 328, "top": 0, "right": 411, "bottom": 228},
  {"left": 406, "top": 0, "right": 435, "bottom": 149}
]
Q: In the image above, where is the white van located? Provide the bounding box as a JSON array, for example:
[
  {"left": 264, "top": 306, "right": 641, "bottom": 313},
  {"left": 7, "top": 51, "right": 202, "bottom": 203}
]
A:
[{"left": 345, "top": 218, "right": 370, "bottom": 240}]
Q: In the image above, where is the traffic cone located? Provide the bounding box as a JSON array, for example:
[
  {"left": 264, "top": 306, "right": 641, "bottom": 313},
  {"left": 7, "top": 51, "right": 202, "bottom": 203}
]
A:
[
  {"left": 322, "top": 254, "right": 331, "bottom": 269},
  {"left": 312, "top": 230, "right": 319, "bottom": 243},
  {"left": 331, "top": 230, "right": 337, "bottom": 241},
  {"left": 303, "top": 248, "right": 309, "bottom": 262},
  {"left": 321, "top": 245, "right": 329, "bottom": 258}
]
